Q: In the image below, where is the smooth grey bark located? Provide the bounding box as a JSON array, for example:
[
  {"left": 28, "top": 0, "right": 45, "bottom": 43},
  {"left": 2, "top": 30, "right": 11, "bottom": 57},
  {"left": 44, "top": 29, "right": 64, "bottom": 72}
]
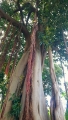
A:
[
  {"left": 0, "top": 50, "right": 29, "bottom": 120},
  {"left": 0, "top": 48, "right": 49, "bottom": 120},
  {"left": 48, "top": 47, "right": 65, "bottom": 120}
]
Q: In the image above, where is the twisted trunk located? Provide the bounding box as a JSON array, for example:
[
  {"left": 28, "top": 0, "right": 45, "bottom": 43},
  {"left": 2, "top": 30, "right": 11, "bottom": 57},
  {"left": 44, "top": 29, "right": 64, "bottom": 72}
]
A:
[
  {"left": 0, "top": 48, "right": 49, "bottom": 120},
  {"left": 20, "top": 48, "right": 49, "bottom": 120},
  {"left": 0, "top": 11, "right": 49, "bottom": 119},
  {"left": 0, "top": 37, "right": 50, "bottom": 120}
]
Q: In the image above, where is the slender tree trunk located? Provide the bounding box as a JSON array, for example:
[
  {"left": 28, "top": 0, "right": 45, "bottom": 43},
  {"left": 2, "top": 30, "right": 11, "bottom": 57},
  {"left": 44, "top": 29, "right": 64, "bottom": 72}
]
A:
[
  {"left": 0, "top": 29, "right": 16, "bottom": 71},
  {"left": 62, "top": 31, "right": 68, "bottom": 55},
  {"left": 48, "top": 47, "right": 65, "bottom": 120},
  {"left": 0, "top": 23, "right": 11, "bottom": 51},
  {"left": 62, "top": 64, "right": 68, "bottom": 110},
  {"left": 5, "top": 34, "right": 19, "bottom": 75}
]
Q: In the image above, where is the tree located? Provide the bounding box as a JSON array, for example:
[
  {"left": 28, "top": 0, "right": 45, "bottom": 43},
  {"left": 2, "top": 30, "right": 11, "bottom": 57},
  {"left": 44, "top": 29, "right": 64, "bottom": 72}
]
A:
[
  {"left": 48, "top": 47, "right": 65, "bottom": 120},
  {"left": 0, "top": 0, "right": 68, "bottom": 120}
]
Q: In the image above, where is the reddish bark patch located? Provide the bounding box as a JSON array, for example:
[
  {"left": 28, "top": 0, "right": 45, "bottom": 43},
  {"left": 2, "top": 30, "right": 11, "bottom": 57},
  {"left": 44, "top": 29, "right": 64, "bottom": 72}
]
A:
[{"left": 22, "top": 25, "right": 38, "bottom": 120}]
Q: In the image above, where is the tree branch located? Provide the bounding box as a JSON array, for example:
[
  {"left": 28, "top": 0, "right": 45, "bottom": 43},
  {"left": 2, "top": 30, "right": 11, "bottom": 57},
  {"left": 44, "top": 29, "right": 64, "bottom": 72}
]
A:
[
  {"left": 17, "top": 0, "right": 24, "bottom": 24},
  {"left": 14, "top": 2, "right": 38, "bottom": 26},
  {"left": 14, "top": 2, "right": 36, "bottom": 13},
  {"left": 26, "top": 11, "right": 31, "bottom": 26},
  {"left": 0, "top": 8, "right": 30, "bottom": 39}
]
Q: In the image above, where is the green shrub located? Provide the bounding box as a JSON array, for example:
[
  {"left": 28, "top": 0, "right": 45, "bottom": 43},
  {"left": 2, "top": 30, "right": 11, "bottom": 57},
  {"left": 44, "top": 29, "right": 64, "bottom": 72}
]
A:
[
  {"left": 65, "top": 109, "right": 68, "bottom": 120},
  {"left": 9, "top": 93, "right": 21, "bottom": 120}
]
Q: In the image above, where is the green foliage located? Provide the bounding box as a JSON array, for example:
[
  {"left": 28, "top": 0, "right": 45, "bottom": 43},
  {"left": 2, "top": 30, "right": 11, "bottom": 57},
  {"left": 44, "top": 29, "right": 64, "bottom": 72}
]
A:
[
  {"left": 65, "top": 109, "right": 68, "bottom": 120},
  {"left": 0, "top": 72, "right": 4, "bottom": 83},
  {"left": 0, "top": 72, "right": 8, "bottom": 102},
  {"left": 0, "top": 0, "right": 68, "bottom": 61},
  {"left": 37, "top": 0, "right": 68, "bottom": 61},
  {"left": 54, "top": 64, "right": 63, "bottom": 81},
  {"left": 61, "top": 91, "right": 66, "bottom": 99},
  {"left": 61, "top": 82, "right": 68, "bottom": 100},
  {"left": 0, "top": 0, "right": 68, "bottom": 116},
  {"left": 48, "top": 107, "right": 50, "bottom": 117},
  {"left": 42, "top": 58, "right": 52, "bottom": 95},
  {"left": 42, "top": 57, "right": 63, "bottom": 95},
  {"left": 0, "top": 1, "right": 14, "bottom": 16},
  {"left": 0, "top": 72, "right": 8, "bottom": 111},
  {"left": 9, "top": 93, "right": 21, "bottom": 120}
]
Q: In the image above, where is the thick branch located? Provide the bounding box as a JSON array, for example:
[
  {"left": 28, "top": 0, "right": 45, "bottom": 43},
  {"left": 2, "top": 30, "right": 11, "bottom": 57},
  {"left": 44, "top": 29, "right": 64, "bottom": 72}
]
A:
[{"left": 0, "top": 8, "right": 30, "bottom": 38}]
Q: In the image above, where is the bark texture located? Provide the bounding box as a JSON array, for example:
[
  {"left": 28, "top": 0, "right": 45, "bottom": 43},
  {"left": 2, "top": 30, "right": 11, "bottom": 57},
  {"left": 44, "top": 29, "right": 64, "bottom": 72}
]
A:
[
  {"left": 20, "top": 49, "right": 49, "bottom": 120},
  {"left": 0, "top": 49, "right": 49, "bottom": 120},
  {"left": 0, "top": 50, "right": 29, "bottom": 120},
  {"left": 19, "top": 23, "right": 49, "bottom": 120},
  {"left": 32, "top": 49, "right": 49, "bottom": 120},
  {"left": 0, "top": 8, "right": 49, "bottom": 119},
  {"left": 48, "top": 47, "right": 65, "bottom": 120}
]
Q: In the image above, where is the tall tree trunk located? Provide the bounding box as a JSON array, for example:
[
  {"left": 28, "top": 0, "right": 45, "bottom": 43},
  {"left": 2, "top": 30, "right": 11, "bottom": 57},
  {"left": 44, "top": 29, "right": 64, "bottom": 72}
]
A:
[
  {"left": 0, "top": 48, "right": 49, "bottom": 120},
  {"left": 5, "top": 34, "right": 19, "bottom": 75},
  {"left": 48, "top": 47, "right": 65, "bottom": 120},
  {"left": 20, "top": 48, "right": 49, "bottom": 120},
  {"left": 0, "top": 50, "right": 29, "bottom": 120},
  {"left": 31, "top": 49, "right": 49, "bottom": 120},
  {"left": 0, "top": 23, "right": 11, "bottom": 51},
  {"left": 0, "top": 10, "right": 49, "bottom": 119},
  {"left": 0, "top": 29, "right": 16, "bottom": 71},
  {"left": 61, "top": 63, "right": 68, "bottom": 110}
]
